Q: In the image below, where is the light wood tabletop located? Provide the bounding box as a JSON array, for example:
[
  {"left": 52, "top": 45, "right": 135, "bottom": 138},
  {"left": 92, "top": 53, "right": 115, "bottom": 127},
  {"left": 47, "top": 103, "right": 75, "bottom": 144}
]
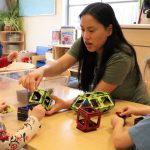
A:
[{"left": 0, "top": 77, "right": 146, "bottom": 150}]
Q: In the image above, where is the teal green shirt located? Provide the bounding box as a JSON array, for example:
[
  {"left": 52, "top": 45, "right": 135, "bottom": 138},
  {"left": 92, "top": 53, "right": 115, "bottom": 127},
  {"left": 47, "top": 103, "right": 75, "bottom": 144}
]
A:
[{"left": 67, "top": 38, "right": 150, "bottom": 105}]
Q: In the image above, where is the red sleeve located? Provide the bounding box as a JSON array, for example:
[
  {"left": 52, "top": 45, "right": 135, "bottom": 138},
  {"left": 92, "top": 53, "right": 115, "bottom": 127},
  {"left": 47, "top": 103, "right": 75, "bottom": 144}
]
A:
[{"left": 0, "top": 57, "right": 11, "bottom": 68}]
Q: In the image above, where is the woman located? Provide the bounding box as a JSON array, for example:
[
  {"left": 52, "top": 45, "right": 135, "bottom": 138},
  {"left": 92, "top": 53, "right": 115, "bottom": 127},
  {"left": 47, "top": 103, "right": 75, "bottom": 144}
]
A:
[{"left": 19, "top": 2, "right": 150, "bottom": 115}]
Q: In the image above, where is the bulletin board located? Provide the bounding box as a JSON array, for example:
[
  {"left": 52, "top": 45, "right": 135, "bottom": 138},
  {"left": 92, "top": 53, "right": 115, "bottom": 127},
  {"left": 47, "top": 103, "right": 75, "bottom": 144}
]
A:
[{"left": 19, "top": 0, "right": 55, "bottom": 16}]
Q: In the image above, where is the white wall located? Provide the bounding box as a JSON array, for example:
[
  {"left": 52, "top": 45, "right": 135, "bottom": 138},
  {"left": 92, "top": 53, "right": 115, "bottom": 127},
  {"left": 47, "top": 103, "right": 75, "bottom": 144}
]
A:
[{"left": 23, "top": 0, "right": 62, "bottom": 52}]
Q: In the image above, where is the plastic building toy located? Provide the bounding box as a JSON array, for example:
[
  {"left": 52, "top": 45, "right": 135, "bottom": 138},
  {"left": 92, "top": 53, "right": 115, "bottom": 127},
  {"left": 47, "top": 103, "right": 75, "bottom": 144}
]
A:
[
  {"left": 17, "top": 106, "right": 29, "bottom": 121},
  {"left": 17, "top": 89, "right": 53, "bottom": 121},
  {"left": 72, "top": 91, "right": 114, "bottom": 113},
  {"left": 0, "top": 122, "right": 9, "bottom": 142},
  {"left": 76, "top": 106, "right": 101, "bottom": 132},
  {"left": 29, "top": 89, "right": 53, "bottom": 110},
  {"left": 17, "top": 103, "right": 40, "bottom": 121},
  {"left": 134, "top": 116, "right": 144, "bottom": 125}
]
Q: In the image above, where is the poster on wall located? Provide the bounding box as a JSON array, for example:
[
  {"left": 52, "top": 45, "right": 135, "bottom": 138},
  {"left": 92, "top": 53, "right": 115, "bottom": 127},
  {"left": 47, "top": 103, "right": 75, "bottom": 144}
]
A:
[{"left": 19, "top": 0, "right": 55, "bottom": 16}]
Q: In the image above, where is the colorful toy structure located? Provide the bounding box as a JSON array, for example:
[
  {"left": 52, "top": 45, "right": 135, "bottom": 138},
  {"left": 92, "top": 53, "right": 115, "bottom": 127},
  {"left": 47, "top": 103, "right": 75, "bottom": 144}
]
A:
[
  {"left": 76, "top": 106, "right": 101, "bottom": 132},
  {"left": 17, "top": 89, "right": 53, "bottom": 121},
  {"left": 72, "top": 91, "right": 114, "bottom": 113},
  {"left": 29, "top": 89, "right": 53, "bottom": 110}
]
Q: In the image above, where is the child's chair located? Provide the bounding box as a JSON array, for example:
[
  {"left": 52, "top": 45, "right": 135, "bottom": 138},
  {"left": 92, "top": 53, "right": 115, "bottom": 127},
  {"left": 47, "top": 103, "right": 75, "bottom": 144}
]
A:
[{"left": 32, "top": 46, "right": 51, "bottom": 68}]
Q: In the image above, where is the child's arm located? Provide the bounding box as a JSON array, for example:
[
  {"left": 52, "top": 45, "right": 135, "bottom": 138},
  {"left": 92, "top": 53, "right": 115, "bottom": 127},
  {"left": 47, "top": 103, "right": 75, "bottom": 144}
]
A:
[
  {"left": 111, "top": 115, "right": 134, "bottom": 149},
  {"left": 0, "top": 116, "right": 41, "bottom": 150},
  {"left": 0, "top": 104, "right": 45, "bottom": 150}
]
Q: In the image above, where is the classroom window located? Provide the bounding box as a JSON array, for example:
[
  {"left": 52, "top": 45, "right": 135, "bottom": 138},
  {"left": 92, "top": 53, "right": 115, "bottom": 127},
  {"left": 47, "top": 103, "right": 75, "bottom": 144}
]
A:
[{"left": 64, "top": 0, "right": 139, "bottom": 26}]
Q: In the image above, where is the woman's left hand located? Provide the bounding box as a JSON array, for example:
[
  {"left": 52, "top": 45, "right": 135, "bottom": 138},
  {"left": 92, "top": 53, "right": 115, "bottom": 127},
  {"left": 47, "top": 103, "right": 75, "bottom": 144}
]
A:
[{"left": 45, "top": 95, "right": 72, "bottom": 115}]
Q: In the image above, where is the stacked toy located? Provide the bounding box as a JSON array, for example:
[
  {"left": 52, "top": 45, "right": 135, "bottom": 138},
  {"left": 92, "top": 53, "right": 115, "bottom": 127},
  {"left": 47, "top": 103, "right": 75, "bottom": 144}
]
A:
[
  {"left": 71, "top": 91, "right": 115, "bottom": 113},
  {"left": 17, "top": 89, "right": 53, "bottom": 121}
]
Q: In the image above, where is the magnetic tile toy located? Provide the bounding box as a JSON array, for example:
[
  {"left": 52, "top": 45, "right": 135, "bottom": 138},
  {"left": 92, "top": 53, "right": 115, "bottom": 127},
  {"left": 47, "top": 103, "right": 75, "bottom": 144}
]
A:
[
  {"left": 29, "top": 89, "right": 53, "bottom": 110},
  {"left": 72, "top": 91, "right": 115, "bottom": 113},
  {"left": 76, "top": 106, "right": 101, "bottom": 132}
]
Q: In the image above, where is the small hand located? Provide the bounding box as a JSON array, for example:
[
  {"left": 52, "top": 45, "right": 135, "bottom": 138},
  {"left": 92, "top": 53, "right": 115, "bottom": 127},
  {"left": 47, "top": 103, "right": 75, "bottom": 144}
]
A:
[
  {"left": 45, "top": 95, "right": 72, "bottom": 115},
  {"left": 120, "top": 106, "right": 139, "bottom": 116},
  {"left": 7, "top": 52, "right": 18, "bottom": 62},
  {"left": 111, "top": 115, "right": 124, "bottom": 128}
]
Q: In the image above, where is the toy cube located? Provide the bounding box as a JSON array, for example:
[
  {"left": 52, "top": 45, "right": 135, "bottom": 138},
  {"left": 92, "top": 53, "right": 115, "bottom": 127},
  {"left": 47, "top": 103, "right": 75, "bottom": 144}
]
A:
[
  {"left": 29, "top": 89, "right": 53, "bottom": 110},
  {"left": 76, "top": 106, "right": 101, "bottom": 132},
  {"left": 17, "top": 106, "right": 29, "bottom": 121},
  {"left": 72, "top": 91, "right": 114, "bottom": 113}
]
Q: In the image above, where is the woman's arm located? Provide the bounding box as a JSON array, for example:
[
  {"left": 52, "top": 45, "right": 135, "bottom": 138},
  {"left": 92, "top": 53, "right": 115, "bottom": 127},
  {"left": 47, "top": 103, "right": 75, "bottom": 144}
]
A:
[
  {"left": 19, "top": 53, "right": 77, "bottom": 91},
  {"left": 94, "top": 80, "right": 117, "bottom": 93},
  {"left": 42, "top": 53, "right": 77, "bottom": 77}
]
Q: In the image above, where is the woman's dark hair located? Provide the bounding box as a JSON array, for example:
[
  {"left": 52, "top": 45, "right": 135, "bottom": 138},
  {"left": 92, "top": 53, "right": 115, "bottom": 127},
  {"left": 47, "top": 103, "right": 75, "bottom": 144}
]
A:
[{"left": 78, "top": 2, "right": 141, "bottom": 91}]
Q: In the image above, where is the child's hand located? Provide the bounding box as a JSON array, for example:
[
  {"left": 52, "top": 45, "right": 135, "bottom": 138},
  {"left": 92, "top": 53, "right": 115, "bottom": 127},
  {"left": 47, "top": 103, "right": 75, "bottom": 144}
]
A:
[
  {"left": 0, "top": 102, "right": 8, "bottom": 113},
  {"left": 111, "top": 115, "right": 124, "bottom": 128},
  {"left": 7, "top": 52, "right": 18, "bottom": 62},
  {"left": 120, "top": 106, "right": 140, "bottom": 116},
  {"left": 30, "top": 104, "right": 46, "bottom": 121}
]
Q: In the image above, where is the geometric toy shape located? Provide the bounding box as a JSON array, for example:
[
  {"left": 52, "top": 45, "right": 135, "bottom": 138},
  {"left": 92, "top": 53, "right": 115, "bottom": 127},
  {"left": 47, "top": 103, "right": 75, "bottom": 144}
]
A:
[
  {"left": 17, "top": 104, "right": 38, "bottom": 121},
  {"left": 17, "top": 106, "right": 29, "bottom": 121},
  {"left": 76, "top": 106, "right": 101, "bottom": 132},
  {"left": 29, "top": 89, "right": 53, "bottom": 110},
  {"left": 72, "top": 91, "right": 115, "bottom": 113}
]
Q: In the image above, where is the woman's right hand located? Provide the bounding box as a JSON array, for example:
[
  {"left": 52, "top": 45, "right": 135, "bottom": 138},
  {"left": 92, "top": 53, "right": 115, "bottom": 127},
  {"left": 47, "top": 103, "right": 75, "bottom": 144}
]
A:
[{"left": 19, "top": 68, "right": 44, "bottom": 91}]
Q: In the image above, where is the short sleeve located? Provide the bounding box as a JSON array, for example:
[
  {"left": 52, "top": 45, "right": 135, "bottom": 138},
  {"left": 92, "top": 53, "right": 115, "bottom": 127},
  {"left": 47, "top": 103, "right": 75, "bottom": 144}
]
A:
[
  {"left": 67, "top": 38, "right": 81, "bottom": 59},
  {"left": 128, "top": 115, "right": 150, "bottom": 150},
  {"left": 102, "top": 52, "right": 133, "bottom": 85}
]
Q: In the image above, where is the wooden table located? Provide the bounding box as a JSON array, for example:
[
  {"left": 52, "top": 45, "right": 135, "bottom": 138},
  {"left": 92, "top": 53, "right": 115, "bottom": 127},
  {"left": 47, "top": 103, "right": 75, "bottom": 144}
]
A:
[{"left": 0, "top": 77, "right": 145, "bottom": 150}]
